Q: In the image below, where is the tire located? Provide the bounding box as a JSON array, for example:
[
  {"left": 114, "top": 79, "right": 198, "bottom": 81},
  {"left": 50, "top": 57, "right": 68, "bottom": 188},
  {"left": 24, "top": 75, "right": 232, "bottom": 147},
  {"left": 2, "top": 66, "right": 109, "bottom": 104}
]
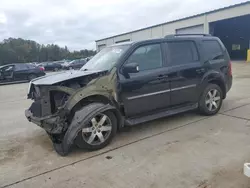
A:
[
  {"left": 54, "top": 68, "right": 59, "bottom": 72},
  {"left": 28, "top": 74, "right": 37, "bottom": 81},
  {"left": 75, "top": 110, "right": 117, "bottom": 151},
  {"left": 198, "top": 84, "right": 223, "bottom": 116}
]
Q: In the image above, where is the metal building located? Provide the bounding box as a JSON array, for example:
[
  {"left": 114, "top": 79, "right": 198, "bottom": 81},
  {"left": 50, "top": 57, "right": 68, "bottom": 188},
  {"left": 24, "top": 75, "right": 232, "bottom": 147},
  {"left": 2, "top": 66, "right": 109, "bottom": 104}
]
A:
[{"left": 95, "top": 1, "right": 250, "bottom": 60}]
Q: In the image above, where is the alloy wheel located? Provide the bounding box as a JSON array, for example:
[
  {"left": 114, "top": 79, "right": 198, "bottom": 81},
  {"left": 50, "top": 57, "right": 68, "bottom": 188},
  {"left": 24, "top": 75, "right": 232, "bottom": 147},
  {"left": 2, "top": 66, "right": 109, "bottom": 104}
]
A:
[
  {"left": 81, "top": 113, "right": 112, "bottom": 145},
  {"left": 28, "top": 74, "right": 36, "bottom": 81},
  {"left": 205, "top": 89, "right": 221, "bottom": 111}
]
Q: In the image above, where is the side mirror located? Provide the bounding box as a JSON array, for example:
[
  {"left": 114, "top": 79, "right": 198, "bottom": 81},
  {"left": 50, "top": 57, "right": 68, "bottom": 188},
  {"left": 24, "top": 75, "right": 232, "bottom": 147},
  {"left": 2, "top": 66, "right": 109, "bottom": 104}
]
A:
[{"left": 122, "top": 63, "right": 139, "bottom": 74}]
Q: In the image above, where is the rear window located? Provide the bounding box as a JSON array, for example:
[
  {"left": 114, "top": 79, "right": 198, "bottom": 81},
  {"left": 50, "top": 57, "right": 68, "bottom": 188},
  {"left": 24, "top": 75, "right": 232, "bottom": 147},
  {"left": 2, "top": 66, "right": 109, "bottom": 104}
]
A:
[
  {"left": 203, "top": 40, "right": 223, "bottom": 60},
  {"left": 166, "top": 41, "right": 199, "bottom": 66}
]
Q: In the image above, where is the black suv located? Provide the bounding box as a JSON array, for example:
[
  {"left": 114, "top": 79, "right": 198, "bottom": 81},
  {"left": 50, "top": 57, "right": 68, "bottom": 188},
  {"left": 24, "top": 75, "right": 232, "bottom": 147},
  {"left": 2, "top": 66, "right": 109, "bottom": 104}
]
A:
[{"left": 25, "top": 34, "right": 232, "bottom": 156}]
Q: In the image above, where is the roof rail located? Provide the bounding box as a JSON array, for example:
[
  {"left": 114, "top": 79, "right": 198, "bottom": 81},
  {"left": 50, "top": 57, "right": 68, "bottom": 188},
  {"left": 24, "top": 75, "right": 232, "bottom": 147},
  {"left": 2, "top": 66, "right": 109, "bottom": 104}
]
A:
[{"left": 164, "top": 34, "right": 211, "bottom": 38}]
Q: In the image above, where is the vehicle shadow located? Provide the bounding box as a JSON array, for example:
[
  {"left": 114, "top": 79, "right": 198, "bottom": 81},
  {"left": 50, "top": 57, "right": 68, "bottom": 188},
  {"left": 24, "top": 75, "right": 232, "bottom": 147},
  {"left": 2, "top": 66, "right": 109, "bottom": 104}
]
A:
[{"left": 70, "top": 110, "right": 204, "bottom": 155}]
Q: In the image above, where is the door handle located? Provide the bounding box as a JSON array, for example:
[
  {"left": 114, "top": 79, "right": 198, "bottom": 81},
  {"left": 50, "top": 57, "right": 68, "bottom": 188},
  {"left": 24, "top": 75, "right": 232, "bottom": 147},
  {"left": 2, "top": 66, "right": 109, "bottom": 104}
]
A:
[
  {"left": 196, "top": 68, "right": 205, "bottom": 73},
  {"left": 157, "top": 74, "right": 168, "bottom": 80}
]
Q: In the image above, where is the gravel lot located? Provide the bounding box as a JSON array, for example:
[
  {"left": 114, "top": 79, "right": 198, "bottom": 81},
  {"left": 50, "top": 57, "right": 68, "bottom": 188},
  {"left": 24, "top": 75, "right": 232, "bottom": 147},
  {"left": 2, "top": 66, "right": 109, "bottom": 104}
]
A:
[{"left": 1, "top": 62, "right": 250, "bottom": 188}]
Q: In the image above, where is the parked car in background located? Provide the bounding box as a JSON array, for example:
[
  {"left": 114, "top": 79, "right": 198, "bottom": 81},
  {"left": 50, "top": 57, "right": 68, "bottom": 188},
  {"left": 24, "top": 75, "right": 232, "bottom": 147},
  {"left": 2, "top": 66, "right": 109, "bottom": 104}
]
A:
[
  {"left": 36, "top": 64, "right": 45, "bottom": 71},
  {"left": 39, "top": 62, "right": 62, "bottom": 71},
  {"left": 0, "top": 63, "right": 45, "bottom": 83},
  {"left": 86, "top": 56, "right": 93, "bottom": 61},
  {"left": 63, "top": 59, "right": 86, "bottom": 70},
  {"left": 54, "top": 60, "right": 69, "bottom": 65}
]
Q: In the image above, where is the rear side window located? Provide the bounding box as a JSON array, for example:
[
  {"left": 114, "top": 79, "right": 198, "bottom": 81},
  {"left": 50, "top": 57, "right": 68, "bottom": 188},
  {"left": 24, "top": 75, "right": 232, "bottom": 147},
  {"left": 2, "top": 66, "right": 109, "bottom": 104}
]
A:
[
  {"left": 15, "top": 64, "right": 28, "bottom": 71},
  {"left": 26, "top": 64, "right": 36, "bottom": 69},
  {"left": 203, "top": 40, "right": 223, "bottom": 60},
  {"left": 166, "top": 41, "right": 199, "bottom": 66}
]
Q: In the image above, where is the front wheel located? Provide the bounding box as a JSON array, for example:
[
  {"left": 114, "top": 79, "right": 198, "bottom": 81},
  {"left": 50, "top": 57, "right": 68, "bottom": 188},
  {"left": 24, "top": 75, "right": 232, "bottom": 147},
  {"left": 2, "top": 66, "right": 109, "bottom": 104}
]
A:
[
  {"left": 75, "top": 111, "right": 117, "bottom": 150},
  {"left": 54, "top": 67, "right": 59, "bottom": 72},
  {"left": 198, "top": 84, "right": 223, "bottom": 116}
]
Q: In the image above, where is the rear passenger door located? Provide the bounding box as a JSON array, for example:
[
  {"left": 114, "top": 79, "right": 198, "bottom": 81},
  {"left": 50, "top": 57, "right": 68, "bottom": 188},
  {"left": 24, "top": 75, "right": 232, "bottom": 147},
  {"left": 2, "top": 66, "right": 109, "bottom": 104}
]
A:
[
  {"left": 14, "top": 64, "right": 29, "bottom": 80},
  {"left": 164, "top": 40, "right": 204, "bottom": 106}
]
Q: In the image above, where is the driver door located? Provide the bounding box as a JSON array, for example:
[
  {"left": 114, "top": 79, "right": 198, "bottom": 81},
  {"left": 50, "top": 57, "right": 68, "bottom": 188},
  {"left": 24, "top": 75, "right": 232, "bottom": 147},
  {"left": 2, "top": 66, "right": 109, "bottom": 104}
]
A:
[
  {"left": 119, "top": 43, "right": 171, "bottom": 117},
  {"left": 1, "top": 65, "right": 15, "bottom": 80}
]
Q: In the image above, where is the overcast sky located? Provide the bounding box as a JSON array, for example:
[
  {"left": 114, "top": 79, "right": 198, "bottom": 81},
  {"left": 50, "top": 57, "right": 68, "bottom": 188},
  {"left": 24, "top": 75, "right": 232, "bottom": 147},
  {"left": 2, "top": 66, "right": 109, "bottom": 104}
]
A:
[{"left": 0, "top": 0, "right": 247, "bottom": 50}]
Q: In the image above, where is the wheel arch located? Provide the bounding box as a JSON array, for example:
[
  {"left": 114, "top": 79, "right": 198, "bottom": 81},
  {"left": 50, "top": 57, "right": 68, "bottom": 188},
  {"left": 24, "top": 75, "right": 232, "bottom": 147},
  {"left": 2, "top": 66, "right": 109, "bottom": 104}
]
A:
[
  {"left": 201, "top": 71, "right": 227, "bottom": 99},
  {"left": 67, "top": 94, "right": 123, "bottom": 130},
  {"left": 207, "top": 79, "right": 226, "bottom": 99},
  {"left": 53, "top": 102, "right": 119, "bottom": 156}
]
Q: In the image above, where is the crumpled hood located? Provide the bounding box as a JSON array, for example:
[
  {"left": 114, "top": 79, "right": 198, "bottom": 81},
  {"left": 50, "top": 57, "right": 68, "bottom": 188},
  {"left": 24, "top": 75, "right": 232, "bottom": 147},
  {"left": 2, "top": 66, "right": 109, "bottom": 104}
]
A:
[{"left": 31, "top": 70, "right": 103, "bottom": 85}]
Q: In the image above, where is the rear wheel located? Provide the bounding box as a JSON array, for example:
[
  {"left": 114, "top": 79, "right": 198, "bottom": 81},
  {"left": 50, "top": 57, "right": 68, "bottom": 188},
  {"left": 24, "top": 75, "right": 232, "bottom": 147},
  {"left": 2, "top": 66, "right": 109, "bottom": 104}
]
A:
[
  {"left": 28, "top": 74, "right": 37, "bottom": 81},
  {"left": 198, "top": 84, "right": 223, "bottom": 115},
  {"left": 75, "top": 111, "right": 117, "bottom": 150}
]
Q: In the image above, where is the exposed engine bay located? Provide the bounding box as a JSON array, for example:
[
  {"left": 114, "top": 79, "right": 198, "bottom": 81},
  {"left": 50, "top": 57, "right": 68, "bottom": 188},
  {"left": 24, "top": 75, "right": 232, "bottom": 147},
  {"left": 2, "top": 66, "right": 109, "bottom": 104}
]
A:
[{"left": 26, "top": 70, "right": 109, "bottom": 134}]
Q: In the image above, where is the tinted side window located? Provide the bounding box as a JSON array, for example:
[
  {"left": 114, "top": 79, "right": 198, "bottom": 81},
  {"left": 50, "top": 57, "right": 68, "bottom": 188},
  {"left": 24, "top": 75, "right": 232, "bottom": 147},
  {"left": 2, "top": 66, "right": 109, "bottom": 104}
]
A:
[
  {"left": 26, "top": 64, "right": 36, "bottom": 69},
  {"left": 15, "top": 64, "right": 28, "bottom": 71},
  {"left": 127, "top": 44, "right": 162, "bottom": 71},
  {"left": 167, "top": 41, "right": 198, "bottom": 66},
  {"left": 79, "top": 60, "right": 86, "bottom": 64},
  {"left": 203, "top": 40, "right": 223, "bottom": 60}
]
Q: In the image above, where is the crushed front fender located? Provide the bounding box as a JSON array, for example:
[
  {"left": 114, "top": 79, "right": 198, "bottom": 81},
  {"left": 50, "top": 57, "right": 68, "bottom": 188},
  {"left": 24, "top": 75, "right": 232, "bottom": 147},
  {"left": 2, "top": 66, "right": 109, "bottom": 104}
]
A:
[{"left": 53, "top": 102, "right": 117, "bottom": 156}]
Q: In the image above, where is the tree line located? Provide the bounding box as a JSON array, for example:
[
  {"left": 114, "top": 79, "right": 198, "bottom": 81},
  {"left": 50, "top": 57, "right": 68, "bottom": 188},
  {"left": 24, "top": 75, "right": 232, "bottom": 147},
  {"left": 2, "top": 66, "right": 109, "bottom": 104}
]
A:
[{"left": 0, "top": 38, "right": 96, "bottom": 65}]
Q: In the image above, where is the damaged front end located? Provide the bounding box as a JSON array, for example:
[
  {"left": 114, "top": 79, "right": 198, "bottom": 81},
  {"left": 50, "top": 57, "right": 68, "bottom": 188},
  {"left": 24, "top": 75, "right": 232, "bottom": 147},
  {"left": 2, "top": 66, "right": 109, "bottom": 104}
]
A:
[
  {"left": 25, "top": 84, "right": 74, "bottom": 134},
  {"left": 25, "top": 68, "right": 119, "bottom": 156}
]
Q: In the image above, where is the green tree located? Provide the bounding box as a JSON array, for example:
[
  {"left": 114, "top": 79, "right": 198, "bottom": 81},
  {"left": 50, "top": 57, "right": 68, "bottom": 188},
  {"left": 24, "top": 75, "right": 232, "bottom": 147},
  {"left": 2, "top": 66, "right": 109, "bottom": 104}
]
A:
[{"left": 0, "top": 38, "right": 96, "bottom": 65}]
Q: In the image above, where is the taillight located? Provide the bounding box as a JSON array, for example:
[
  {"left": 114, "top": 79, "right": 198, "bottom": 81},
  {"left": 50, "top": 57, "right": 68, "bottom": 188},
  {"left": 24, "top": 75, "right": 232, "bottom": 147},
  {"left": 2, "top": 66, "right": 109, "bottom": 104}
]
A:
[
  {"left": 39, "top": 67, "right": 45, "bottom": 71},
  {"left": 229, "top": 61, "right": 232, "bottom": 76}
]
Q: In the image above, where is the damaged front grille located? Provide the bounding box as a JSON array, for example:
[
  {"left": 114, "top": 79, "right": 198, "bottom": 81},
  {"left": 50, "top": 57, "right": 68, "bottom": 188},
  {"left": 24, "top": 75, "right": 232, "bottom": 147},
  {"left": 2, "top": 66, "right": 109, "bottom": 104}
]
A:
[
  {"left": 50, "top": 91, "right": 69, "bottom": 114},
  {"left": 28, "top": 85, "right": 71, "bottom": 117}
]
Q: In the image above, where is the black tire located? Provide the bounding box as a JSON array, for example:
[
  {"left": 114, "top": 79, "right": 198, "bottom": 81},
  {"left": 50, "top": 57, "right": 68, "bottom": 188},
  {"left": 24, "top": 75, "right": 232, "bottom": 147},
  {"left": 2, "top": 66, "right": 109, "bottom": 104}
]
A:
[
  {"left": 198, "top": 84, "right": 223, "bottom": 116},
  {"left": 54, "top": 67, "right": 59, "bottom": 72},
  {"left": 28, "top": 74, "right": 37, "bottom": 81},
  {"left": 75, "top": 110, "right": 117, "bottom": 151}
]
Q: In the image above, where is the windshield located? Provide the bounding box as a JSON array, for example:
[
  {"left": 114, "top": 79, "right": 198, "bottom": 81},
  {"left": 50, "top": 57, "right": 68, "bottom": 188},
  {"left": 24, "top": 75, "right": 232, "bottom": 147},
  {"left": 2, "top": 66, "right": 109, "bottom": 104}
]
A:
[
  {"left": 69, "top": 60, "right": 76, "bottom": 65},
  {"left": 80, "top": 45, "right": 129, "bottom": 71}
]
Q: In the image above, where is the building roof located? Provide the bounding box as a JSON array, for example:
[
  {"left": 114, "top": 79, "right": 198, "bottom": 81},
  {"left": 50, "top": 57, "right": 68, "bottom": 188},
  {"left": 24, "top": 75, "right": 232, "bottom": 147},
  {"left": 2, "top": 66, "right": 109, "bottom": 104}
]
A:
[{"left": 96, "top": 1, "right": 250, "bottom": 42}]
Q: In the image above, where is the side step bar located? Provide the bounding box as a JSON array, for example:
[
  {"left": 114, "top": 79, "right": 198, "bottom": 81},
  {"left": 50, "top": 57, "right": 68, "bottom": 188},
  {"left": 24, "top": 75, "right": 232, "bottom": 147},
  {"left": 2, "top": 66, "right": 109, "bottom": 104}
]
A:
[{"left": 125, "top": 103, "right": 198, "bottom": 126}]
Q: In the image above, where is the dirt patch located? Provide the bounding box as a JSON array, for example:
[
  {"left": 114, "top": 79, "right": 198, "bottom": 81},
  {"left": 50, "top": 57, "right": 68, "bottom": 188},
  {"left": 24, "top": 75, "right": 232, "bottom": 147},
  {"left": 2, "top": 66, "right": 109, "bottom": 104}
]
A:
[
  {"left": 0, "top": 145, "right": 24, "bottom": 165},
  {"left": 0, "top": 131, "right": 52, "bottom": 166},
  {"left": 25, "top": 132, "right": 53, "bottom": 152}
]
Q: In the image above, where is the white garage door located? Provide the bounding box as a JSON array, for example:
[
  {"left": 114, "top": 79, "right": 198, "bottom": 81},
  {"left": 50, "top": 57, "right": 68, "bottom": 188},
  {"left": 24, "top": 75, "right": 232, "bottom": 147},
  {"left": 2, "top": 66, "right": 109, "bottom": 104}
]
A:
[
  {"left": 176, "top": 25, "right": 204, "bottom": 34},
  {"left": 97, "top": 44, "right": 106, "bottom": 52}
]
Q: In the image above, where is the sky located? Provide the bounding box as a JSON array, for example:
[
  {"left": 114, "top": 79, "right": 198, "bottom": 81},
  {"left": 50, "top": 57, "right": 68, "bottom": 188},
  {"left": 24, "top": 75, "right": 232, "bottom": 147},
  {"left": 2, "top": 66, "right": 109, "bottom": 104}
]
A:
[{"left": 0, "top": 0, "right": 248, "bottom": 51}]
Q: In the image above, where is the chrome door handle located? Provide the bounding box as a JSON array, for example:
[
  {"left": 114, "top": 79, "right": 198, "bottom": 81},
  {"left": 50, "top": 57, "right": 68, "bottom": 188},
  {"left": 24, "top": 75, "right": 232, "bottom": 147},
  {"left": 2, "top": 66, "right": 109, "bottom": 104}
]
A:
[
  {"left": 158, "top": 75, "right": 168, "bottom": 80},
  {"left": 196, "top": 68, "right": 205, "bottom": 73}
]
